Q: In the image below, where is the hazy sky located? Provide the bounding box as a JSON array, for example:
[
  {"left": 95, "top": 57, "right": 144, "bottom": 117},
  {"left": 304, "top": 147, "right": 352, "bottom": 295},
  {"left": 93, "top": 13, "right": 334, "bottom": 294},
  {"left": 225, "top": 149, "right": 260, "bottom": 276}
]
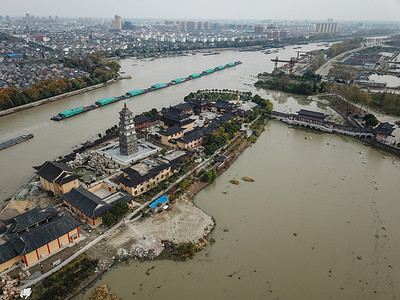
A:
[{"left": 3, "top": 0, "right": 400, "bottom": 21}]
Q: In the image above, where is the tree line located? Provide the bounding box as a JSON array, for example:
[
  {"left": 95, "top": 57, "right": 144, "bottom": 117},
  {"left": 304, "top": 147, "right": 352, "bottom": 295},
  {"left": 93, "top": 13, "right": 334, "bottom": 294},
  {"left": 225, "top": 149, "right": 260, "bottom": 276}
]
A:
[
  {"left": 330, "top": 83, "right": 400, "bottom": 116},
  {"left": 311, "top": 38, "right": 364, "bottom": 70},
  {"left": 203, "top": 120, "right": 242, "bottom": 155},
  {"left": 184, "top": 89, "right": 252, "bottom": 102},
  {"left": 255, "top": 71, "right": 324, "bottom": 96}
]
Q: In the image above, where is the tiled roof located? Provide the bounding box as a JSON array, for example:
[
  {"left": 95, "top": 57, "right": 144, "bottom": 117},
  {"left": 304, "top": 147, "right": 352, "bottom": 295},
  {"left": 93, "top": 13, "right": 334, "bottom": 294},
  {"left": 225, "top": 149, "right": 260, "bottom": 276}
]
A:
[
  {"left": 120, "top": 163, "right": 171, "bottom": 188},
  {"left": 4, "top": 205, "right": 58, "bottom": 234},
  {"left": 33, "top": 161, "right": 80, "bottom": 183},
  {"left": 134, "top": 115, "right": 151, "bottom": 124},
  {"left": 0, "top": 212, "right": 81, "bottom": 264},
  {"left": 61, "top": 187, "right": 134, "bottom": 219},
  {"left": 159, "top": 125, "right": 184, "bottom": 137}
]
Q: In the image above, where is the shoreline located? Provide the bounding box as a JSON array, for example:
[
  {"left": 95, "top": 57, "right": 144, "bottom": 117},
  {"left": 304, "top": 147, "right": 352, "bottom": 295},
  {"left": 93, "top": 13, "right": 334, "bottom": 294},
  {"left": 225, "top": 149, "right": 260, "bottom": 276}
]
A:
[
  {"left": 3, "top": 112, "right": 267, "bottom": 298},
  {"left": 76, "top": 117, "right": 268, "bottom": 298},
  {"left": 0, "top": 77, "right": 124, "bottom": 118}
]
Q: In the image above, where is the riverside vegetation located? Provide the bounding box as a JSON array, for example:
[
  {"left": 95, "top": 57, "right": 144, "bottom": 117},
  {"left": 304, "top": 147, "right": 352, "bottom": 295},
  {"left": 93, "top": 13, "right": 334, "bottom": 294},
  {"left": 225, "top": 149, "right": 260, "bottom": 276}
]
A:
[{"left": 0, "top": 52, "right": 120, "bottom": 111}]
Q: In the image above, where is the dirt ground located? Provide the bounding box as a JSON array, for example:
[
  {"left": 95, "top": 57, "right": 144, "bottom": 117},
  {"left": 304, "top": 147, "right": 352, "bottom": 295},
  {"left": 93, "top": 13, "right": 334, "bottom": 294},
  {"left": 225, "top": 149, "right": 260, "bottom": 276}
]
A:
[
  {"left": 87, "top": 196, "right": 214, "bottom": 262},
  {"left": 0, "top": 192, "right": 55, "bottom": 221}
]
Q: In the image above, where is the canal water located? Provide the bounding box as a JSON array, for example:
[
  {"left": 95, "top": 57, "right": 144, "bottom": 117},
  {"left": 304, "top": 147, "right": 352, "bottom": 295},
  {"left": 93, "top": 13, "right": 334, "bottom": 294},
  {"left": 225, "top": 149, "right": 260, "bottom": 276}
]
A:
[
  {"left": 0, "top": 43, "right": 329, "bottom": 203},
  {"left": 77, "top": 120, "right": 400, "bottom": 300},
  {"left": 1, "top": 42, "right": 400, "bottom": 299}
]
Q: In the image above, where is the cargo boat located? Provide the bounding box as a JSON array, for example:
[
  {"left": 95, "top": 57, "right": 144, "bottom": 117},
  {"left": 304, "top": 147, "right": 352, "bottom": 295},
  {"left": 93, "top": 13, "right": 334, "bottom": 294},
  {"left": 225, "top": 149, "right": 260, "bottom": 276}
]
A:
[
  {"left": 203, "top": 52, "right": 220, "bottom": 56},
  {"left": 50, "top": 61, "right": 242, "bottom": 121},
  {"left": 0, "top": 134, "right": 34, "bottom": 151}
]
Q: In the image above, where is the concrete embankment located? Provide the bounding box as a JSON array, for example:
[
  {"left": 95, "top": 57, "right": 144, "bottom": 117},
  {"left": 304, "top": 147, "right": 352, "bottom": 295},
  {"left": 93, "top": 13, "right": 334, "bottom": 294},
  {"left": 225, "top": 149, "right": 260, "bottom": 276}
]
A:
[
  {"left": 366, "top": 139, "right": 400, "bottom": 157},
  {"left": 0, "top": 78, "right": 123, "bottom": 118}
]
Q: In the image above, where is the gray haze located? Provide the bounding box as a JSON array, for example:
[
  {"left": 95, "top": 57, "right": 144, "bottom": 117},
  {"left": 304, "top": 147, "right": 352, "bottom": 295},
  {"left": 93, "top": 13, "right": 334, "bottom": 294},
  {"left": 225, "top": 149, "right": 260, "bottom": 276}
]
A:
[{"left": 3, "top": 0, "right": 400, "bottom": 21}]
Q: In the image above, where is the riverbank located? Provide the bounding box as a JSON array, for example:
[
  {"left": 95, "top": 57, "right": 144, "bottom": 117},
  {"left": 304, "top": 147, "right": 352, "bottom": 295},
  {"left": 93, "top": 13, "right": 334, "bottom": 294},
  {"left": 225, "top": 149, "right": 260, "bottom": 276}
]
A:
[
  {"left": 75, "top": 116, "right": 268, "bottom": 296},
  {"left": 0, "top": 77, "right": 126, "bottom": 117}
]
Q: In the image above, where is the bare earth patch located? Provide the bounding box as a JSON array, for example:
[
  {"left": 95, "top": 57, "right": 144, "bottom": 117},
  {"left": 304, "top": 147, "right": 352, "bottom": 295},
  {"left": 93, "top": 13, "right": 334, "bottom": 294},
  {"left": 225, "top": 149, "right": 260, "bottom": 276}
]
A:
[{"left": 87, "top": 196, "right": 214, "bottom": 261}]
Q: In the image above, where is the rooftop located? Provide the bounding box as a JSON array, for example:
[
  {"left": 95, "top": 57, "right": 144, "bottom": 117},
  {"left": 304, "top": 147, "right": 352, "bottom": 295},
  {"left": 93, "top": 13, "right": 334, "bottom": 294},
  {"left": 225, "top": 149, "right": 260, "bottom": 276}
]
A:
[
  {"left": 33, "top": 161, "right": 80, "bottom": 184},
  {"left": 149, "top": 195, "right": 169, "bottom": 210}
]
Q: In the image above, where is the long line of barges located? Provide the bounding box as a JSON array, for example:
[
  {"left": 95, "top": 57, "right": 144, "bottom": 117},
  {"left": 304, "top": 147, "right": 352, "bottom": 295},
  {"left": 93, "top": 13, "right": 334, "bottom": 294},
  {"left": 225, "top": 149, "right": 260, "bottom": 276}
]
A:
[{"left": 51, "top": 61, "right": 242, "bottom": 121}]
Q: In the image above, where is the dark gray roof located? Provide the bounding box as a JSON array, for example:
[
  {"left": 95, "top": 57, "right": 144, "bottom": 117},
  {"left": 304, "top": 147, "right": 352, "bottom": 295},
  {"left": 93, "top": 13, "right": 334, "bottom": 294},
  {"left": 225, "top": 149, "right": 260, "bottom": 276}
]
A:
[
  {"left": 177, "top": 125, "right": 215, "bottom": 143},
  {"left": 0, "top": 213, "right": 81, "bottom": 264},
  {"left": 17, "top": 214, "right": 80, "bottom": 255},
  {"left": 159, "top": 125, "right": 184, "bottom": 137},
  {"left": 0, "top": 241, "right": 19, "bottom": 266},
  {"left": 4, "top": 205, "right": 58, "bottom": 234},
  {"left": 134, "top": 115, "right": 151, "bottom": 124},
  {"left": 120, "top": 163, "right": 171, "bottom": 187},
  {"left": 375, "top": 122, "right": 395, "bottom": 136},
  {"left": 213, "top": 100, "right": 237, "bottom": 110},
  {"left": 175, "top": 102, "right": 192, "bottom": 111},
  {"left": 297, "top": 109, "right": 328, "bottom": 120},
  {"left": 54, "top": 173, "right": 81, "bottom": 185},
  {"left": 33, "top": 161, "right": 79, "bottom": 183},
  {"left": 61, "top": 187, "right": 134, "bottom": 219},
  {"left": 61, "top": 187, "right": 106, "bottom": 219},
  {"left": 176, "top": 113, "right": 235, "bottom": 144},
  {"left": 161, "top": 107, "right": 191, "bottom": 121}
]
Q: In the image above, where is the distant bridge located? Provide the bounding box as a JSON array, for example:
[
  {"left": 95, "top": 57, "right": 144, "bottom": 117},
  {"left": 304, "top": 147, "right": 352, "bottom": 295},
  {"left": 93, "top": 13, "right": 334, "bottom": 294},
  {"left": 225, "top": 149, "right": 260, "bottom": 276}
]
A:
[{"left": 271, "top": 110, "right": 375, "bottom": 139}]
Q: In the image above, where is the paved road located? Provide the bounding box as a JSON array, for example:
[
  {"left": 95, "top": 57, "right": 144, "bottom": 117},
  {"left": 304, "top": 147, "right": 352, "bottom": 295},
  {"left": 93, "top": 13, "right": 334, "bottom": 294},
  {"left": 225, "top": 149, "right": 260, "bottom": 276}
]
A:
[{"left": 315, "top": 46, "right": 366, "bottom": 77}]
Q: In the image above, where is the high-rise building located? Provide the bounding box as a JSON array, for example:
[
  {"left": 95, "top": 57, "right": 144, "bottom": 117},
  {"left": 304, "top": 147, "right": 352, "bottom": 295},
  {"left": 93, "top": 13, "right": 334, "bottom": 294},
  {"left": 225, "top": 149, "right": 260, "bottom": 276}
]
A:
[
  {"left": 187, "top": 21, "right": 196, "bottom": 31},
  {"left": 179, "top": 21, "right": 187, "bottom": 31},
  {"left": 254, "top": 25, "right": 265, "bottom": 34},
  {"left": 110, "top": 15, "right": 122, "bottom": 31},
  {"left": 315, "top": 23, "right": 337, "bottom": 34},
  {"left": 119, "top": 103, "right": 138, "bottom": 156}
]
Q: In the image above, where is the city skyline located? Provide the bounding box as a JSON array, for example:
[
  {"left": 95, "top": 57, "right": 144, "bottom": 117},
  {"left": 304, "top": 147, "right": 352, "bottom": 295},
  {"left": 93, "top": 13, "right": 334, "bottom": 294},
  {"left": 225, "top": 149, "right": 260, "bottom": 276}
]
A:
[{"left": 2, "top": 0, "right": 400, "bottom": 22}]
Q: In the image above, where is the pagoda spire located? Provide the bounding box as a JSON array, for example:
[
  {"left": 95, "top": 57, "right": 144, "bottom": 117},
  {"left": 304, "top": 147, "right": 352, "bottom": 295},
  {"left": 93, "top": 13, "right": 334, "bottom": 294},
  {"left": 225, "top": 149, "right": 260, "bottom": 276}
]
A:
[{"left": 119, "top": 104, "right": 138, "bottom": 156}]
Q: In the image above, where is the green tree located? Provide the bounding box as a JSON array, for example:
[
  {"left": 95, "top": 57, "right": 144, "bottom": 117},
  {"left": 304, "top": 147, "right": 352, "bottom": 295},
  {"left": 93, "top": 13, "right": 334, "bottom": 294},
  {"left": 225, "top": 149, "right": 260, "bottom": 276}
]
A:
[
  {"left": 363, "top": 114, "right": 379, "bottom": 127},
  {"left": 102, "top": 211, "right": 117, "bottom": 227},
  {"left": 110, "top": 202, "right": 129, "bottom": 218}
]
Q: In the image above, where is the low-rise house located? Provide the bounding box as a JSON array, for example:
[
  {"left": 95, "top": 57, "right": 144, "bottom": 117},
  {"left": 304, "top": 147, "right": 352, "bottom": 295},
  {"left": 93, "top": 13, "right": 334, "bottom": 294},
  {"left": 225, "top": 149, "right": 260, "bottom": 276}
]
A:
[
  {"left": 33, "top": 161, "right": 81, "bottom": 195},
  {"left": 61, "top": 184, "right": 135, "bottom": 227},
  {"left": 190, "top": 98, "right": 208, "bottom": 113},
  {"left": 374, "top": 122, "right": 395, "bottom": 141},
  {"left": 119, "top": 159, "right": 180, "bottom": 196},
  {"left": 159, "top": 125, "right": 185, "bottom": 148},
  {"left": 159, "top": 106, "right": 195, "bottom": 131},
  {"left": 134, "top": 115, "right": 151, "bottom": 131},
  {"left": 210, "top": 100, "right": 238, "bottom": 113},
  {"left": 174, "top": 102, "right": 193, "bottom": 115},
  {"left": 0, "top": 205, "right": 80, "bottom": 272}
]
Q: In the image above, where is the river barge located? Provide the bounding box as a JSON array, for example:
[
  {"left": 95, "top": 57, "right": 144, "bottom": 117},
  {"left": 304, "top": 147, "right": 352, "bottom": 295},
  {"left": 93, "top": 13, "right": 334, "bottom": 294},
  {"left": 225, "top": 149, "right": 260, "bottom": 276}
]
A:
[
  {"left": 0, "top": 134, "right": 34, "bottom": 151},
  {"left": 50, "top": 61, "right": 242, "bottom": 121}
]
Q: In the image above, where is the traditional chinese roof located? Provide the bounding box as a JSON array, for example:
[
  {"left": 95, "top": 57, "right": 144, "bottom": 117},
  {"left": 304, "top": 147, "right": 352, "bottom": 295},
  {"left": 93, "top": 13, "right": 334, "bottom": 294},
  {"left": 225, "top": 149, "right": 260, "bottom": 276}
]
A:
[
  {"left": 120, "top": 163, "right": 171, "bottom": 188},
  {"left": 61, "top": 186, "right": 134, "bottom": 219},
  {"left": 3, "top": 205, "right": 58, "bottom": 234},
  {"left": 33, "top": 161, "right": 80, "bottom": 184}
]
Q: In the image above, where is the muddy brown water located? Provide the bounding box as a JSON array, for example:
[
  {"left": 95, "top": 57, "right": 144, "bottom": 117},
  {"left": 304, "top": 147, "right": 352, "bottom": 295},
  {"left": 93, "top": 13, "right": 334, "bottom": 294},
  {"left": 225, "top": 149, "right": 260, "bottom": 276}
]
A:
[
  {"left": 77, "top": 120, "right": 400, "bottom": 300},
  {"left": 0, "top": 43, "right": 330, "bottom": 203},
  {"left": 2, "top": 42, "right": 399, "bottom": 299}
]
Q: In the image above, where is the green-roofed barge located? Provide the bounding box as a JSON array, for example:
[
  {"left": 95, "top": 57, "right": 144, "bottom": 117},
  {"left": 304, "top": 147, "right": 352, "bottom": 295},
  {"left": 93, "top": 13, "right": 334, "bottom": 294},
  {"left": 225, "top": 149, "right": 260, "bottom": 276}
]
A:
[{"left": 50, "top": 61, "right": 242, "bottom": 121}]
